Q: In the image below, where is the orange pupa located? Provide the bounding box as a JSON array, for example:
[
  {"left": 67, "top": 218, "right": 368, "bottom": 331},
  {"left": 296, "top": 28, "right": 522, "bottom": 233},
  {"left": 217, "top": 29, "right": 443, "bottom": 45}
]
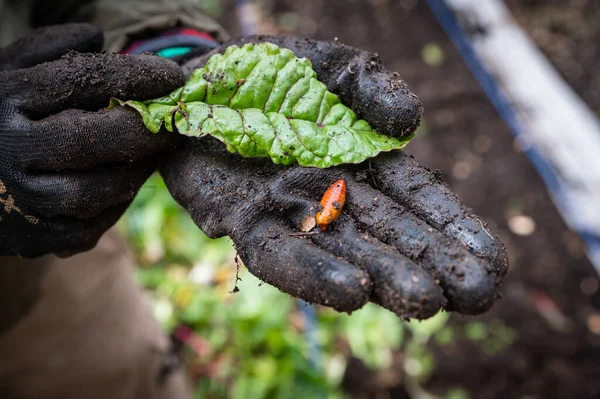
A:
[{"left": 315, "top": 179, "right": 346, "bottom": 231}]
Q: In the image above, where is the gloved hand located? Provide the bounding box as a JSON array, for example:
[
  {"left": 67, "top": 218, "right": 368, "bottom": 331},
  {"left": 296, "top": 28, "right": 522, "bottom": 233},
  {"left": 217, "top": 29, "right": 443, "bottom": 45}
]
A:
[
  {"left": 0, "top": 23, "right": 185, "bottom": 258},
  {"left": 161, "top": 36, "right": 508, "bottom": 318}
]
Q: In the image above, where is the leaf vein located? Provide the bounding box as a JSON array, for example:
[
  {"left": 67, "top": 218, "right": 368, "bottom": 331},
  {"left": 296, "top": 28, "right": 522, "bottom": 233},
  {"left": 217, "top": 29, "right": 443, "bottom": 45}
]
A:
[
  {"left": 288, "top": 121, "right": 320, "bottom": 160},
  {"left": 237, "top": 110, "right": 269, "bottom": 156},
  {"left": 262, "top": 57, "right": 291, "bottom": 112}
]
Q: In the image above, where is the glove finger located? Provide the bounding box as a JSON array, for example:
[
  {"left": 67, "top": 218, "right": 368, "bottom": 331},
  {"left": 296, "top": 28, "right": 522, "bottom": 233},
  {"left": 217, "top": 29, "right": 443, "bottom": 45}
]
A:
[
  {"left": 46, "top": 202, "right": 130, "bottom": 258},
  {"left": 18, "top": 160, "right": 155, "bottom": 219},
  {"left": 267, "top": 180, "right": 445, "bottom": 319},
  {"left": 310, "top": 215, "right": 446, "bottom": 319},
  {"left": 0, "top": 202, "right": 130, "bottom": 258},
  {"left": 182, "top": 35, "right": 423, "bottom": 139},
  {"left": 344, "top": 178, "right": 499, "bottom": 315},
  {"left": 273, "top": 166, "right": 499, "bottom": 315},
  {"left": 10, "top": 53, "right": 184, "bottom": 118},
  {"left": 0, "top": 23, "right": 103, "bottom": 70},
  {"left": 368, "top": 152, "right": 508, "bottom": 275},
  {"left": 231, "top": 217, "right": 372, "bottom": 313},
  {"left": 52, "top": 202, "right": 132, "bottom": 258},
  {"left": 13, "top": 107, "right": 180, "bottom": 170}
]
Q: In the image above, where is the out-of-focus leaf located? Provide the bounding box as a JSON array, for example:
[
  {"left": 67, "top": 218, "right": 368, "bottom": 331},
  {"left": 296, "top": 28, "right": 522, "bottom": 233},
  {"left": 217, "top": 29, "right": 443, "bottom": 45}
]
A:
[
  {"left": 464, "top": 321, "right": 486, "bottom": 342},
  {"left": 407, "top": 310, "right": 450, "bottom": 342},
  {"left": 339, "top": 303, "right": 404, "bottom": 369}
]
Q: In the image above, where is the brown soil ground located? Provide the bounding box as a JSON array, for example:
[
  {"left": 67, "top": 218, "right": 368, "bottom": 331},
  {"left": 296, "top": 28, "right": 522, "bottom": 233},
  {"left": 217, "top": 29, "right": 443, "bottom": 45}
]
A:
[{"left": 222, "top": 1, "right": 600, "bottom": 397}]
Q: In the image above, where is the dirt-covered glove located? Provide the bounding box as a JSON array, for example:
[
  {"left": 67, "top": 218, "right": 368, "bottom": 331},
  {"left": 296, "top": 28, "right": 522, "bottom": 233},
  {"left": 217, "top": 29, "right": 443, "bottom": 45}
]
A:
[
  {"left": 0, "top": 23, "right": 185, "bottom": 258},
  {"left": 160, "top": 36, "right": 508, "bottom": 318}
]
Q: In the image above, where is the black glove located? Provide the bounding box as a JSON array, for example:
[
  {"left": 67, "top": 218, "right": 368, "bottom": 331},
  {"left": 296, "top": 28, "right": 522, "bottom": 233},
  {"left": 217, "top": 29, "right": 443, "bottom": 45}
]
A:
[
  {"left": 0, "top": 23, "right": 185, "bottom": 258},
  {"left": 161, "top": 36, "right": 508, "bottom": 319}
]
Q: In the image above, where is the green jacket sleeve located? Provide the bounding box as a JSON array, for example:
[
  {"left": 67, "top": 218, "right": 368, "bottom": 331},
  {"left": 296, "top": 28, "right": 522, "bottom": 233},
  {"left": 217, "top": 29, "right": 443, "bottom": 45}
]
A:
[{"left": 66, "top": 0, "right": 230, "bottom": 52}]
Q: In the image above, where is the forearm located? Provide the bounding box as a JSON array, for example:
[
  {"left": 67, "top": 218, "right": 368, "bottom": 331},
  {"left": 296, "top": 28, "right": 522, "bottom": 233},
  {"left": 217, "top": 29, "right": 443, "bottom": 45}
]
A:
[
  {"left": 0, "top": 229, "right": 191, "bottom": 399},
  {"left": 0, "top": 256, "right": 48, "bottom": 334}
]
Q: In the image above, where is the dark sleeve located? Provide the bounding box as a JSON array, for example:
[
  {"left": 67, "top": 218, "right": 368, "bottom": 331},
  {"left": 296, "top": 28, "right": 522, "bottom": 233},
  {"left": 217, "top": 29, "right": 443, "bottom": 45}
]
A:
[{"left": 30, "top": 0, "right": 95, "bottom": 27}]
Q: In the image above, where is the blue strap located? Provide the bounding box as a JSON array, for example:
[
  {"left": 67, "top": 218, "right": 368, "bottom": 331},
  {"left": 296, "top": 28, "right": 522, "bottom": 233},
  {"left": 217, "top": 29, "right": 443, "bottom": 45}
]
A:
[{"left": 127, "top": 34, "right": 219, "bottom": 57}]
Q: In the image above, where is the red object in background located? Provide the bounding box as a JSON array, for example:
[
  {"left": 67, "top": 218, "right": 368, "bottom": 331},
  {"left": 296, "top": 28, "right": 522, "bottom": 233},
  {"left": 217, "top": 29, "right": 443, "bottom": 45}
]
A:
[
  {"left": 173, "top": 324, "right": 212, "bottom": 357},
  {"left": 122, "top": 28, "right": 217, "bottom": 54}
]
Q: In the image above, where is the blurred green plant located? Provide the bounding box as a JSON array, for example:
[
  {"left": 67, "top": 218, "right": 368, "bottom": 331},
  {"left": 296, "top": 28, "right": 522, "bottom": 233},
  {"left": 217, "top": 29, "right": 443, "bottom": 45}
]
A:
[
  {"left": 464, "top": 319, "right": 518, "bottom": 356},
  {"left": 421, "top": 42, "right": 445, "bottom": 67},
  {"left": 446, "top": 388, "right": 470, "bottom": 399}
]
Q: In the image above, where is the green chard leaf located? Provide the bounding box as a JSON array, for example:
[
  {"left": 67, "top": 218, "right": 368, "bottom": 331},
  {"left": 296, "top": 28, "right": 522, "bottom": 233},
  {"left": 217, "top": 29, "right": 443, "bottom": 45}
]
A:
[{"left": 112, "top": 43, "right": 413, "bottom": 168}]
